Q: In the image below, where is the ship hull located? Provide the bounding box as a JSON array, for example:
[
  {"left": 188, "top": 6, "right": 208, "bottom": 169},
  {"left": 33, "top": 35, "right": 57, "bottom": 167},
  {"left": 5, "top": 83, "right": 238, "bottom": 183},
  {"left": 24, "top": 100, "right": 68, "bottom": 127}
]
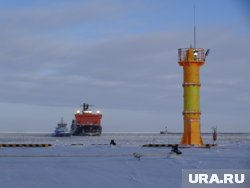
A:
[
  {"left": 52, "top": 132, "right": 71, "bottom": 137},
  {"left": 72, "top": 125, "right": 102, "bottom": 136}
]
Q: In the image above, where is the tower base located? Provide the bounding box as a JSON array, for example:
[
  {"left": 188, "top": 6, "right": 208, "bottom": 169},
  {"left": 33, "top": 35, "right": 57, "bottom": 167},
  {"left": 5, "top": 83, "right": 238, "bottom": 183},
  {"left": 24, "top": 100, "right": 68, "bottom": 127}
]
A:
[{"left": 180, "top": 119, "right": 203, "bottom": 146}]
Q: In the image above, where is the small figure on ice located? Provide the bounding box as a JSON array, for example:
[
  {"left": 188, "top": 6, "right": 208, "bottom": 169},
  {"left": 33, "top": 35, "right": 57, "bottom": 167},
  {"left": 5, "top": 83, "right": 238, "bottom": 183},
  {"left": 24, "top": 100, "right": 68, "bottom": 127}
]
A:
[
  {"left": 212, "top": 126, "right": 217, "bottom": 145},
  {"left": 133, "top": 153, "right": 142, "bottom": 160},
  {"left": 110, "top": 139, "right": 116, "bottom": 146},
  {"left": 171, "top": 145, "right": 182, "bottom": 155}
]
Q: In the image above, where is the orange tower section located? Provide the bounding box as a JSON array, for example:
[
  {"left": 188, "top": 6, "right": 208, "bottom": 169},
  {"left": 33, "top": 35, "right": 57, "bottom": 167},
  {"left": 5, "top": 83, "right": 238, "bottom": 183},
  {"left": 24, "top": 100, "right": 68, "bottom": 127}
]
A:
[{"left": 178, "top": 48, "right": 205, "bottom": 146}]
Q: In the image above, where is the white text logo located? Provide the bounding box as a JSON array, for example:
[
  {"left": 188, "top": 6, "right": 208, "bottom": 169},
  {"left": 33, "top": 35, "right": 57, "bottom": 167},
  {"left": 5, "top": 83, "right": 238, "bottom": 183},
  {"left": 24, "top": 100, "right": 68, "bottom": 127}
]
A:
[{"left": 189, "top": 173, "right": 245, "bottom": 184}]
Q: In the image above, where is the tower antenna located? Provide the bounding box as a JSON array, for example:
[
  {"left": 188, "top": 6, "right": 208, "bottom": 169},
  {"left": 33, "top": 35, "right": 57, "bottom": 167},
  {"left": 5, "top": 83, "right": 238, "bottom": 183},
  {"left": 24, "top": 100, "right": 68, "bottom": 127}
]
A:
[{"left": 194, "top": 5, "right": 196, "bottom": 49}]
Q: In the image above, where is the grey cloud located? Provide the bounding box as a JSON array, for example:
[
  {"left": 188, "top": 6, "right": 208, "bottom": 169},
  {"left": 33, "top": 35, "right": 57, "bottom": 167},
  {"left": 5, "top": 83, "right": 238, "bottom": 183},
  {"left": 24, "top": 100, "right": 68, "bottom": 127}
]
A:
[
  {"left": 0, "top": 31, "right": 183, "bottom": 110},
  {"left": 0, "top": 4, "right": 249, "bottom": 116},
  {"left": 0, "top": 1, "right": 124, "bottom": 31}
]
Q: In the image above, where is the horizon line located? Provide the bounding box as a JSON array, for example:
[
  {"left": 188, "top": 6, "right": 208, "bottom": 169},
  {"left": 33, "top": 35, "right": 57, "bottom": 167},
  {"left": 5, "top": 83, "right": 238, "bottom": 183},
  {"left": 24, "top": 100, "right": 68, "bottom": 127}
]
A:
[{"left": 0, "top": 131, "right": 250, "bottom": 134}]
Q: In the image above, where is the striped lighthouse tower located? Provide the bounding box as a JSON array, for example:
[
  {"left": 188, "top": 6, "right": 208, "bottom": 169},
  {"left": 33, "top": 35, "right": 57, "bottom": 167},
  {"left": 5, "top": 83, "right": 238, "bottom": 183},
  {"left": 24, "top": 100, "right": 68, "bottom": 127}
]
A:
[{"left": 178, "top": 48, "right": 206, "bottom": 146}]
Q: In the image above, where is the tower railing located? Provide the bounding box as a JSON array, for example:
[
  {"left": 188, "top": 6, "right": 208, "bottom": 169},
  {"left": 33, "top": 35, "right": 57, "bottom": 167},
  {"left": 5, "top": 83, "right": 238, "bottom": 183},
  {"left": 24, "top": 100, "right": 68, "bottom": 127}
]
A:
[{"left": 178, "top": 48, "right": 205, "bottom": 62}]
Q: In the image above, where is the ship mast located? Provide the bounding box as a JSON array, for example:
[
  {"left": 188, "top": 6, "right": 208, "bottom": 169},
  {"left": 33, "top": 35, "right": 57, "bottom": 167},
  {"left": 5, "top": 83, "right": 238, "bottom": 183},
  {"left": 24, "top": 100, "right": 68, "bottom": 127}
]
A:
[{"left": 82, "top": 103, "right": 94, "bottom": 113}]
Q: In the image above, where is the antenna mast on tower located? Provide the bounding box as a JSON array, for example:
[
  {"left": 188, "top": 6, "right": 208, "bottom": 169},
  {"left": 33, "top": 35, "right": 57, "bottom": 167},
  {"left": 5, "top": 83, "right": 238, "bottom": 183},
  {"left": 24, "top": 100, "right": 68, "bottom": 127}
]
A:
[{"left": 194, "top": 5, "right": 196, "bottom": 49}]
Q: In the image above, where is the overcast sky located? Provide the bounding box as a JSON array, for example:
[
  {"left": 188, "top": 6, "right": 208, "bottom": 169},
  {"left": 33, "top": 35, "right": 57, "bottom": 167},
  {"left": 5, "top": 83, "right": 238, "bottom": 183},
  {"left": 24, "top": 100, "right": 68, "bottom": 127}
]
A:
[{"left": 0, "top": 0, "right": 249, "bottom": 133}]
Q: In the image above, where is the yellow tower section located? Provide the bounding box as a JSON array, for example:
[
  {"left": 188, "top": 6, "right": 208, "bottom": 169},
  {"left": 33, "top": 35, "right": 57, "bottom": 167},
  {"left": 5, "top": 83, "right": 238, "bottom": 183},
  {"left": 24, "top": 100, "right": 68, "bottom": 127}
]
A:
[{"left": 178, "top": 48, "right": 205, "bottom": 146}]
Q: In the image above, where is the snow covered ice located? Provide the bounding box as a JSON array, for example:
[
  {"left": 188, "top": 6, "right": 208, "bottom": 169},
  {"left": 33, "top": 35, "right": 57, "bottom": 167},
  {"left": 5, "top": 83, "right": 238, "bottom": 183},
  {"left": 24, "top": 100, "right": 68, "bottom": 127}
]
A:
[{"left": 0, "top": 133, "right": 250, "bottom": 188}]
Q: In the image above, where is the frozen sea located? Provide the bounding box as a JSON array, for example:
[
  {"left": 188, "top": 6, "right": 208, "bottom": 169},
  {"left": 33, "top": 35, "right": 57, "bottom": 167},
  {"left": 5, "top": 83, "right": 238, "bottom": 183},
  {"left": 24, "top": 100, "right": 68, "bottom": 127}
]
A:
[{"left": 0, "top": 133, "right": 250, "bottom": 188}]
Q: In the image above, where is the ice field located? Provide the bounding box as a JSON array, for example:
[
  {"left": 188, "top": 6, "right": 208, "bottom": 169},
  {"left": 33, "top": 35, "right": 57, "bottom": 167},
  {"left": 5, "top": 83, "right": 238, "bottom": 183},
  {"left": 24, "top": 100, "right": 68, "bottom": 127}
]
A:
[{"left": 0, "top": 133, "right": 250, "bottom": 188}]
